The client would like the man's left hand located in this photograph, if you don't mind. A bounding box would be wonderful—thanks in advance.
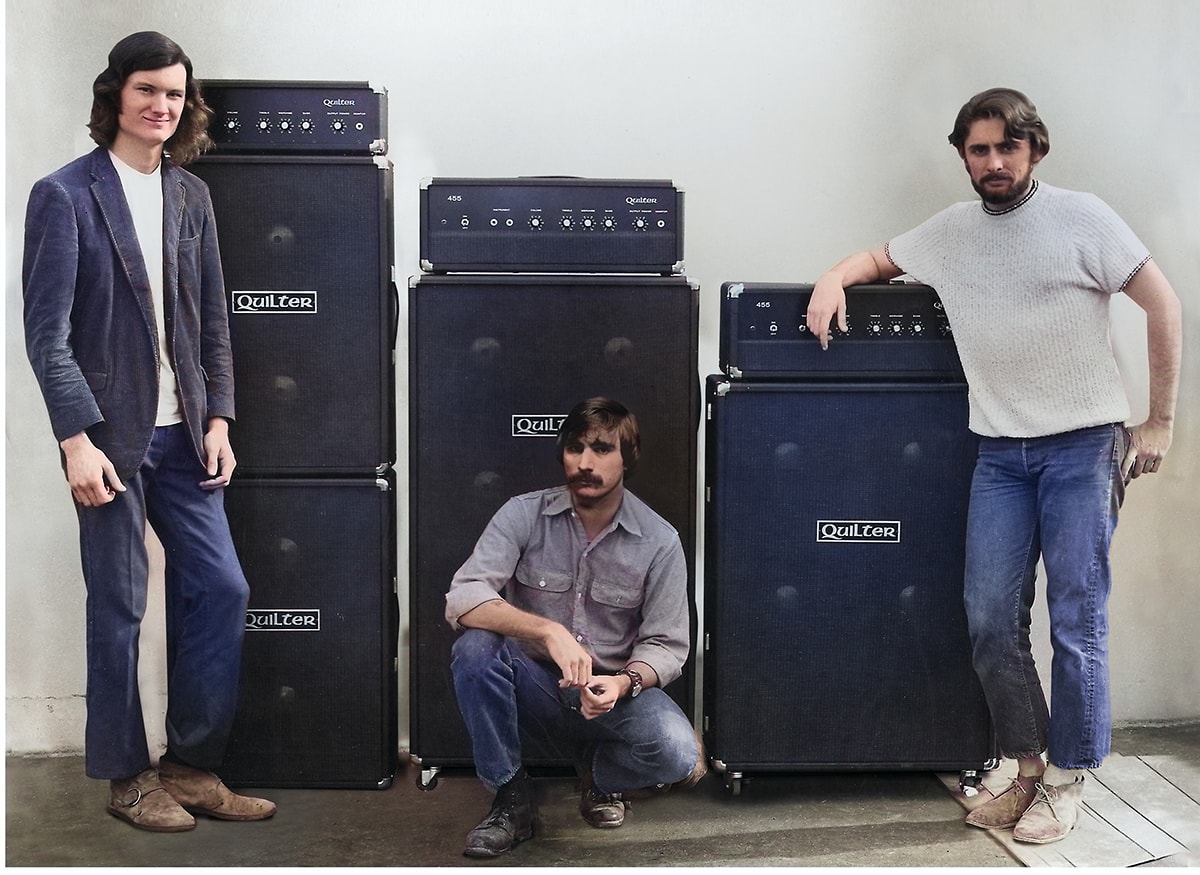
[580,674,630,720]
[201,417,237,489]
[1124,420,1173,481]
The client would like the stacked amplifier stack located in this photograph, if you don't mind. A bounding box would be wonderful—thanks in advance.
[192,81,398,788]
[704,282,996,795]
[410,178,699,788]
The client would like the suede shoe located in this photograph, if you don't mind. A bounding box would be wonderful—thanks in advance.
[1013,779,1084,844]
[108,768,196,832]
[464,772,535,858]
[157,760,277,821]
[965,772,1042,830]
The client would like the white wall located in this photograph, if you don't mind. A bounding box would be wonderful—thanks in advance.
[6,0,1198,756]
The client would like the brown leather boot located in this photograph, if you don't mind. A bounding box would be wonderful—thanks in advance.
[579,764,628,829]
[157,760,277,821]
[965,772,1042,830]
[108,768,196,832]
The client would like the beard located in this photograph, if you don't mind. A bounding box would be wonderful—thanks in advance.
[972,168,1034,208]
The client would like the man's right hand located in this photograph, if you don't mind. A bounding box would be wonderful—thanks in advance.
[807,248,900,349]
[60,432,125,507]
[806,274,848,350]
[542,623,594,690]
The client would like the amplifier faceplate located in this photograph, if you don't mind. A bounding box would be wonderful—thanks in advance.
[420,177,683,273]
[720,282,964,380]
[202,80,387,155]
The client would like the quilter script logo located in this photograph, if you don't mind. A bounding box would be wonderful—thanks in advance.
[245,610,321,631]
[231,291,318,314]
[816,520,901,543]
[512,415,566,438]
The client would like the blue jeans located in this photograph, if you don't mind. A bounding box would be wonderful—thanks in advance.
[74,424,250,779]
[451,629,700,793]
[964,423,1128,770]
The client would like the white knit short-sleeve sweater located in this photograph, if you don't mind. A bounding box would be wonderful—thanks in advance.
[886,180,1150,438]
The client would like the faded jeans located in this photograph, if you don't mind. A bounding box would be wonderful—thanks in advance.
[75,424,249,779]
[964,423,1128,770]
[451,629,700,793]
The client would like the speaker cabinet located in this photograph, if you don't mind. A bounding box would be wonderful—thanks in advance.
[409,274,699,773]
[704,378,994,781]
[221,477,398,788]
[191,155,395,475]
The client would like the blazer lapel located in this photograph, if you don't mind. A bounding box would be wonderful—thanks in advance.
[89,150,157,336]
[162,166,185,343]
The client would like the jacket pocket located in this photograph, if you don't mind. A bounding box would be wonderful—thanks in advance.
[83,371,108,392]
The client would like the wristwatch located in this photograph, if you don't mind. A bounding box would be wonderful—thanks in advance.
[618,667,643,698]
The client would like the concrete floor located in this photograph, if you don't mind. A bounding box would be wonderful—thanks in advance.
[6,723,1197,867]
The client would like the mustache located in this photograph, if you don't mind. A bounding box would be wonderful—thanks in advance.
[982,173,1012,184]
[567,473,604,487]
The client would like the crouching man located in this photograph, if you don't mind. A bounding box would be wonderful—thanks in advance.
[445,397,705,857]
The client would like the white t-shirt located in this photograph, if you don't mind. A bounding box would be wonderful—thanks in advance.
[109,151,183,426]
[886,180,1150,438]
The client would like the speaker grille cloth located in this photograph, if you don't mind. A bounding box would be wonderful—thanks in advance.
[706,382,993,768]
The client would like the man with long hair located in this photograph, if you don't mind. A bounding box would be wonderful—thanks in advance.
[446,397,705,857]
[22,31,275,832]
[806,87,1181,844]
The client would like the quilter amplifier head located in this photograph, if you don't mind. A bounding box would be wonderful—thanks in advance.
[720,281,964,381]
[420,177,683,274]
[201,80,387,155]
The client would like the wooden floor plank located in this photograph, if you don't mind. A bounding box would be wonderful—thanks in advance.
[1082,766,1186,860]
[1091,754,1200,852]
[1141,755,1200,807]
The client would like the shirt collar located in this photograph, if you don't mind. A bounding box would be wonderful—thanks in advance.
[543,485,644,538]
[982,177,1039,216]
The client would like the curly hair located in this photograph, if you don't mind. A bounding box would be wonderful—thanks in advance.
[948,87,1050,160]
[556,397,641,475]
[88,31,214,166]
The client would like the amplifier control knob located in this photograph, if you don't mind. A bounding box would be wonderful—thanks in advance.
[300,119,314,132]
[633,217,647,231]
[256,118,271,132]
[330,119,345,133]
[560,216,574,230]
[868,320,883,336]
[602,217,617,231]
[581,216,595,230]
[279,119,292,132]
[912,321,925,336]
[223,118,240,133]
[529,216,543,230]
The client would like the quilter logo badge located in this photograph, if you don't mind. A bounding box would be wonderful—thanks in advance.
[245,609,321,631]
[231,291,318,314]
[511,415,566,438]
[816,520,901,544]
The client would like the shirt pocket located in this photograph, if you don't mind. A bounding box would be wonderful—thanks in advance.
[587,578,645,645]
[514,568,573,595]
[590,578,644,610]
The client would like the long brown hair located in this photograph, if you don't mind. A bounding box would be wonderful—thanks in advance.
[88,31,214,166]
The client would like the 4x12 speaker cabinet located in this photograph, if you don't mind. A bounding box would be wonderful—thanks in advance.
[221,476,398,788]
[703,378,995,794]
[191,155,395,475]
[409,274,699,785]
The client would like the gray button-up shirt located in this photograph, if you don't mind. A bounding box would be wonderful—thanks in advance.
[445,485,690,687]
